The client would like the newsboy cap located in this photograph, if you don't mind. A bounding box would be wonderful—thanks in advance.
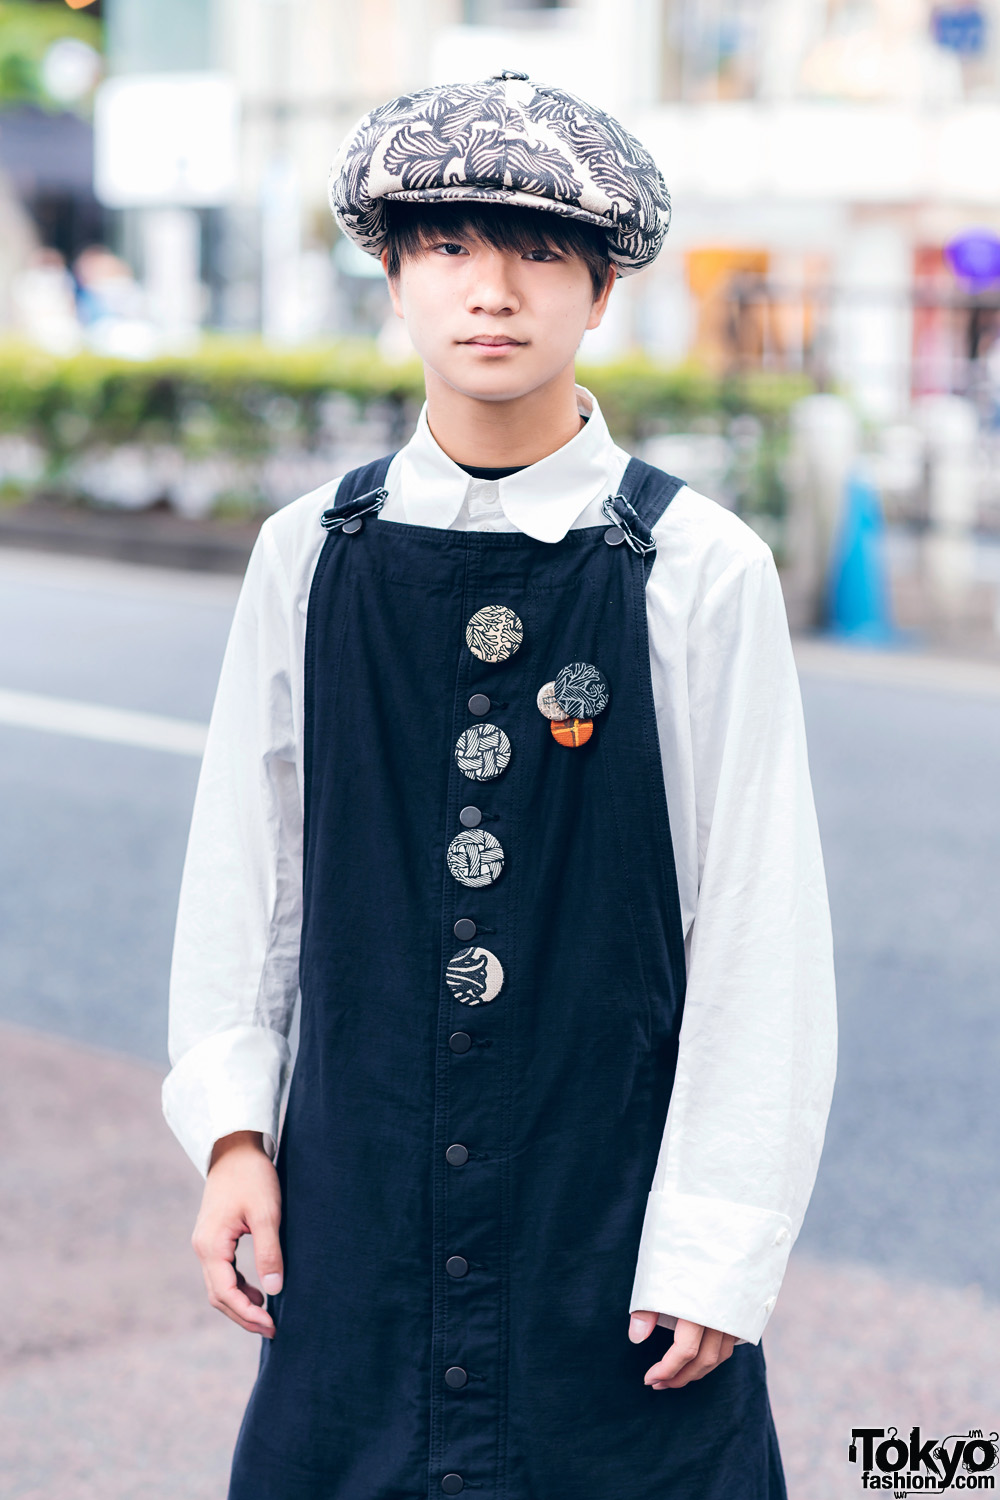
[329,72,671,277]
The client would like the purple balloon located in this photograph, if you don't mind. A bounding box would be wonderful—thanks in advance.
[945,230,1000,289]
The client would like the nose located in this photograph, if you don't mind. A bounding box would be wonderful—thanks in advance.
[464,249,520,316]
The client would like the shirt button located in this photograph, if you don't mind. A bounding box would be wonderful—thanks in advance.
[774,1226,789,1245]
[459,805,482,828]
[453,918,477,941]
[446,1255,469,1277]
[445,1143,469,1166]
[444,1366,468,1388]
[448,1031,472,1053]
[441,1475,465,1494]
[341,515,364,535]
[468,693,491,716]
[604,525,626,546]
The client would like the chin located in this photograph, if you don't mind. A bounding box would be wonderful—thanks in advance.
[437,362,560,404]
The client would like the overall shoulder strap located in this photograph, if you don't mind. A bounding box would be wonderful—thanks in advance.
[604,456,685,584]
[321,452,398,528]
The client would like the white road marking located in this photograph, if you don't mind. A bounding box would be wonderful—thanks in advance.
[0,688,208,757]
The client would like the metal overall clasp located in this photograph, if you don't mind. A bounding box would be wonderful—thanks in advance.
[601,492,657,556]
[320,487,389,534]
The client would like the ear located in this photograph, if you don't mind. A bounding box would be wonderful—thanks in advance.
[381,248,404,319]
[585,264,618,332]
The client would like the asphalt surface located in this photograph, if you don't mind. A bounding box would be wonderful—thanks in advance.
[1,546,999,1498]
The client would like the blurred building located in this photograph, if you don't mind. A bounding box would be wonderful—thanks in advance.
[79,0,1000,420]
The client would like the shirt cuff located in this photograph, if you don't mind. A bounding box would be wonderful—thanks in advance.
[628,1189,794,1345]
[161,1024,293,1179]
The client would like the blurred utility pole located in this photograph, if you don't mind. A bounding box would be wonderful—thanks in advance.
[259,0,303,346]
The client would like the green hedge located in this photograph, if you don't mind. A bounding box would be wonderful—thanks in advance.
[0,337,812,455]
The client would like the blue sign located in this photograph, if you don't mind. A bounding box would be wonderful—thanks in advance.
[931,6,986,53]
[945,230,1000,290]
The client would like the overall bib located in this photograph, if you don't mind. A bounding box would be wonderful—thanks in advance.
[228,455,787,1500]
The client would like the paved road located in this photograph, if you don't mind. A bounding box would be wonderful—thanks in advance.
[1,546,999,1302]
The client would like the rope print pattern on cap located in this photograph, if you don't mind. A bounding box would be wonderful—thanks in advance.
[447,829,505,888]
[328,76,671,277]
[455,722,512,781]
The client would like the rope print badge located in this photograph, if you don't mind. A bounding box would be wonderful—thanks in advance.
[553,661,609,719]
[447,829,505,888]
[465,605,523,664]
[455,722,512,781]
[445,945,505,1005]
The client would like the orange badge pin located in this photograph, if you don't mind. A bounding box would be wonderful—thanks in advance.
[550,717,593,748]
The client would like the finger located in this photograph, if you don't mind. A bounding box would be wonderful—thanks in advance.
[236,1269,264,1308]
[628,1310,658,1343]
[644,1323,703,1385]
[204,1254,276,1337]
[660,1326,725,1387]
[249,1205,284,1297]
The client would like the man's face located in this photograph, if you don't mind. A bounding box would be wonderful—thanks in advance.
[381,230,615,404]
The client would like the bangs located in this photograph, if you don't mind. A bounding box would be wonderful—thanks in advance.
[382,200,613,299]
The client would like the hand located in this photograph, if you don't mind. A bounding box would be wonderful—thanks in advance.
[628,1311,737,1389]
[191,1130,284,1338]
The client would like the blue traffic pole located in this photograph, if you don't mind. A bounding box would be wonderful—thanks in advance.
[825,469,902,645]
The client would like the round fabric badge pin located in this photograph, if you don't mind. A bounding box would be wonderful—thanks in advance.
[446,828,505,888]
[551,717,594,748]
[465,604,523,664]
[454,722,512,781]
[536,680,565,721]
[446,946,505,1006]
[553,661,610,719]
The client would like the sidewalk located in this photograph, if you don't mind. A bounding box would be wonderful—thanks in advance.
[2,1021,998,1499]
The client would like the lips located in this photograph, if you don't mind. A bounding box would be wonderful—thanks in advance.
[462,337,524,347]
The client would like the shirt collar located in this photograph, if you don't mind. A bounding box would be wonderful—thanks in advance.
[396,385,618,543]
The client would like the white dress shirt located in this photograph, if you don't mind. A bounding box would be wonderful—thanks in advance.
[162,386,837,1347]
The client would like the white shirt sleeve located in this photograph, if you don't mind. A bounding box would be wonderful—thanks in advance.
[629,529,838,1345]
[161,518,306,1178]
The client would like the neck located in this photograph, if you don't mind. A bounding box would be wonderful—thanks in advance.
[423,364,583,468]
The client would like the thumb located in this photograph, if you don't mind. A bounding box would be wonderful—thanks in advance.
[628,1310,658,1343]
[249,1207,284,1295]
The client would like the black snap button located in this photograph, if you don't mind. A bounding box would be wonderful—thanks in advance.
[468,693,491,716]
[604,525,626,546]
[441,1475,464,1494]
[444,1366,468,1388]
[446,1254,469,1277]
[341,516,364,535]
[459,805,482,828]
[446,1143,470,1166]
[448,1031,472,1054]
[453,918,477,941]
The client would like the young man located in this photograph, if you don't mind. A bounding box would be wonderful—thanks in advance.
[163,73,837,1500]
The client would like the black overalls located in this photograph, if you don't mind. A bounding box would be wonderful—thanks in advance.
[227,455,787,1500]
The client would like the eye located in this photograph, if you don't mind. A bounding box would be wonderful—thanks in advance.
[434,241,469,257]
[524,248,559,262]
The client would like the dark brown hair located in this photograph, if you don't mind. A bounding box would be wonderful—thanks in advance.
[381,200,614,300]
